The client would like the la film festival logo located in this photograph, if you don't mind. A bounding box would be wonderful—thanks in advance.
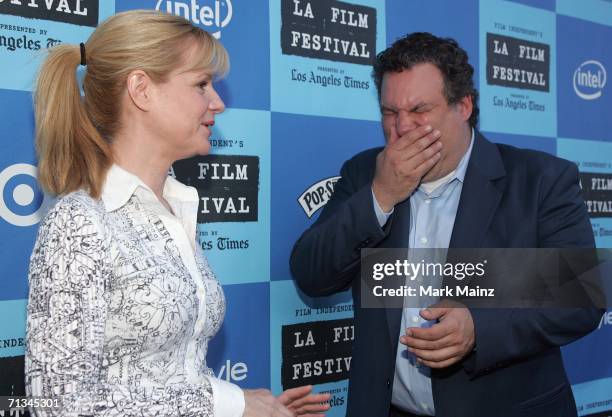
[281,0,377,66]
[573,60,607,101]
[170,154,260,223]
[0,0,98,26]
[155,0,233,39]
[281,318,354,389]
[579,172,612,218]
[487,32,550,92]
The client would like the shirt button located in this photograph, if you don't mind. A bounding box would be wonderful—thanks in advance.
[411,315,420,323]
[420,237,428,244]
[421,403,428,411]
[425,199,431,204]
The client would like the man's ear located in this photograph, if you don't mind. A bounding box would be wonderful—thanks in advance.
[126,70,153,112]
[456,95,474,122]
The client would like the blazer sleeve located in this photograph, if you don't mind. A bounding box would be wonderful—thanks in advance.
[25,197,240,417]
[290,151,391,297]
[466,161,604,376]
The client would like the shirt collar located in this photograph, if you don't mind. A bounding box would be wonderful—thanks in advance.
[454,127,475,184]
[418,128,475,195]
[101,164,198,212]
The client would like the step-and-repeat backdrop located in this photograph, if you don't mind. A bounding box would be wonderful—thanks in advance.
[0,0,611,416]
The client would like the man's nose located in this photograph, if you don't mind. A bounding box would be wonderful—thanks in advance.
[396,110,424,137]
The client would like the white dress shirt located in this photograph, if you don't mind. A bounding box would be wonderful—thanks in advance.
[373,130,475,416]
[25,164,244,417]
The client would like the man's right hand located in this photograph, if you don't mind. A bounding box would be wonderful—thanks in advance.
[243,389,293,417]
[372,125,442,212]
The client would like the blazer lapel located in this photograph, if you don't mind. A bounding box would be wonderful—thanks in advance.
[450,131,506,249]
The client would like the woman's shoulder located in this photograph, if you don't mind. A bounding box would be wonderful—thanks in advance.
[31,191,111,269]
[40,190,107,233]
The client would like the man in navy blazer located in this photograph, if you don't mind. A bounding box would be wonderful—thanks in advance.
[290,33,602,417]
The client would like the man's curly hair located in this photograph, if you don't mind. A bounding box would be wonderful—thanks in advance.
[373,32,479,128]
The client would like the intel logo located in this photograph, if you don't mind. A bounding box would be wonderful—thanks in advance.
[155,0,233,39]
[573,60,607,100]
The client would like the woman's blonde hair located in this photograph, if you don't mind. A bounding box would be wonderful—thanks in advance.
[35,10,229,198]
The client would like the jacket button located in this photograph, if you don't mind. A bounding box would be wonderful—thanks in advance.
[386,379,391,388]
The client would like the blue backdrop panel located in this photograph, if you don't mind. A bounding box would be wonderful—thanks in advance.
[270,279,353,417]
[270,111,383,281]
[563,316,612,417]
[193,108,271,285]
[505,0,554,11]
[0,88,53,302]
[208,282,271,389]
[565,310,612,384]
[483,131,556,155]
[479,0,557,137]
[0,1,114,92]
[0,299,27,359]
[557,137,612,247]
[556,0,612,28]
[558,137,612,416]
[557,15,611,142]
[115,0,270,111]
[270,0,386,120]
[385,0,479,86]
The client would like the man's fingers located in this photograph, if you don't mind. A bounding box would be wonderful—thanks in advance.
[390,124,434,151]
[391,144,441,179]
[409,150,442,178]
[398,137,442,164]
[410,345,462,362]
[420,306,450,321]
[406,321,453,341]
[400,332,455,350]
[419,356,461,369]
[394,129,441,157]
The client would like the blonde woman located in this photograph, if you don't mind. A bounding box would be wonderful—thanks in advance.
[25,10,329,417]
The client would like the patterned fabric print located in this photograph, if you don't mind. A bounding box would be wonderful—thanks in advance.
[25,191,225,416]
[193,246,226,379]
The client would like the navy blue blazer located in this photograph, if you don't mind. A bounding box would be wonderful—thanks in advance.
[290,131,603,417]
